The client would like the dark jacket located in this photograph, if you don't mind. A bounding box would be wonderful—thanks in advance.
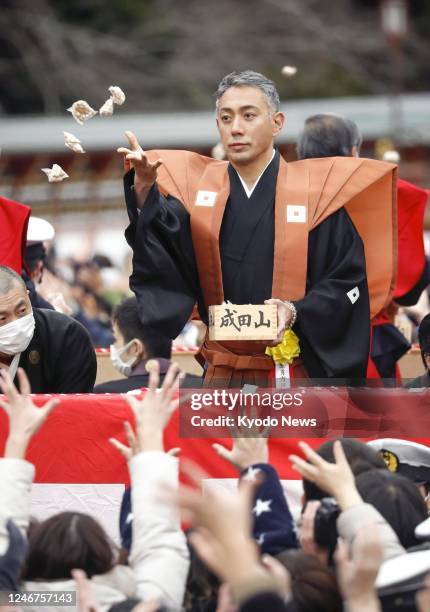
[17,308,97,393]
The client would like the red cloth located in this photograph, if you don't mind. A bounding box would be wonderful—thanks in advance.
[0,394,318,483]
[0,393,429,484]
[394,179,429,299]
[0,196,31,273]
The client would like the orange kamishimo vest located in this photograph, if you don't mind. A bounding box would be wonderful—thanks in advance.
[143,151,397,385]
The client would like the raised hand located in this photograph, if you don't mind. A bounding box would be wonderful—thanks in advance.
[289,440,362,511]
[299,501,329,565]
[179,459,258,582]
[0,368,59,459]
[212,435,268,472]
[117,131,163,207]
[335,524,383,612]
[72,569,99,612]
[109,361,184,457]
[179,460,281,600]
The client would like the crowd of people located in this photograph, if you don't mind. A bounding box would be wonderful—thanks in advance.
[0,68,430,610]
[1,364,430,610]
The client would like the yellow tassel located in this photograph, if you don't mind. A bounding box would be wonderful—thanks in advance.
[265,329,300,365]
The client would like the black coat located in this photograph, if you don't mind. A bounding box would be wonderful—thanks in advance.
[17,308,97,393]
[124,153,370,380]
[93,371,202,393]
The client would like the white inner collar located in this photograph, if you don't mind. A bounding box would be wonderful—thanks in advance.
[235,149,276,198]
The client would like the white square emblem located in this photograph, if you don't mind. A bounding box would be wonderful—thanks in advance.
[286,205,306,223]
[195,190,217,207]
[347,286,360,304]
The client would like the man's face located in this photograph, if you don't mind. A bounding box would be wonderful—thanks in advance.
[112,321,128,352]
[0,282,32,327]
[112,321,144,362]
[216,86,284,166]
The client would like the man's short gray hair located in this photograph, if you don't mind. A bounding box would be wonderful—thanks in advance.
[0,266,26,295]
[215,70,280,114]
[297,113,363,160]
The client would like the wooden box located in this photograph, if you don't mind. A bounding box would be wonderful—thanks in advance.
[208,304,277,341]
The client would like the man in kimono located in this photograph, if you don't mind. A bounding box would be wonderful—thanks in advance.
[297,113,429,380]
[119,71,396,387]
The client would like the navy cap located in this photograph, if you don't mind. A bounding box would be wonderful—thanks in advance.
[367,438,430,486]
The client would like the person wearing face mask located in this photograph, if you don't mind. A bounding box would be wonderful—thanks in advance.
[0,265,96,393]
[93,296,201,393]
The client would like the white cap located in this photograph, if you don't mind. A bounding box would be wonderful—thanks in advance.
[367,438,430,469]
[377,550,430,588]
[26,216,55,245]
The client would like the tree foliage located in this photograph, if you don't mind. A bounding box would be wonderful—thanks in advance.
[0,0,428,115]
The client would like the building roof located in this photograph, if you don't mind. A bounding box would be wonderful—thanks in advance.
[1,93,429,154]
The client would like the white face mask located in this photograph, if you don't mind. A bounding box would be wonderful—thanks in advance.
[0,312,35,355]
[110,340,138,377]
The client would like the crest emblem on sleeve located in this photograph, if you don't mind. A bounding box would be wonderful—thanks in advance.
[286,205,306,223]
[347,286,360,304]
[195,190,217,207]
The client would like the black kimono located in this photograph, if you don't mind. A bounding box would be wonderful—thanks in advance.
[124,151,370,380]
[17,308,97,393]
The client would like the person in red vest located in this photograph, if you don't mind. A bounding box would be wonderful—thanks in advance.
[296,113,429,381]
[119,71,396,387]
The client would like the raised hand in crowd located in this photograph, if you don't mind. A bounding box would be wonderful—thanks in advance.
[212,426,268,472]
[260,554,292,600]
[289,440,363,511]
[109,359,189,610]
[110,360,183,457]
[179,460,286,605]
[0,368,59,459]
[72,569,99,612]
[215,583,238,612]
[334,524,383,612]
[117,131,163,207]
[299,500,329,566]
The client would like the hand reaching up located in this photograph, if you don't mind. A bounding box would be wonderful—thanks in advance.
[289,440,362,511]
[335,524,383,612]
[110,361,183,457]
[212,433,268,473]
[179,460,283,601]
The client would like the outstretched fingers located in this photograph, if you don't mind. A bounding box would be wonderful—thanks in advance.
[125,130,142,152]
[16,368,31,395]
[146,359,160,393]
[109,437,131,461]
[0,369,20,403]
[41,397,60,419]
